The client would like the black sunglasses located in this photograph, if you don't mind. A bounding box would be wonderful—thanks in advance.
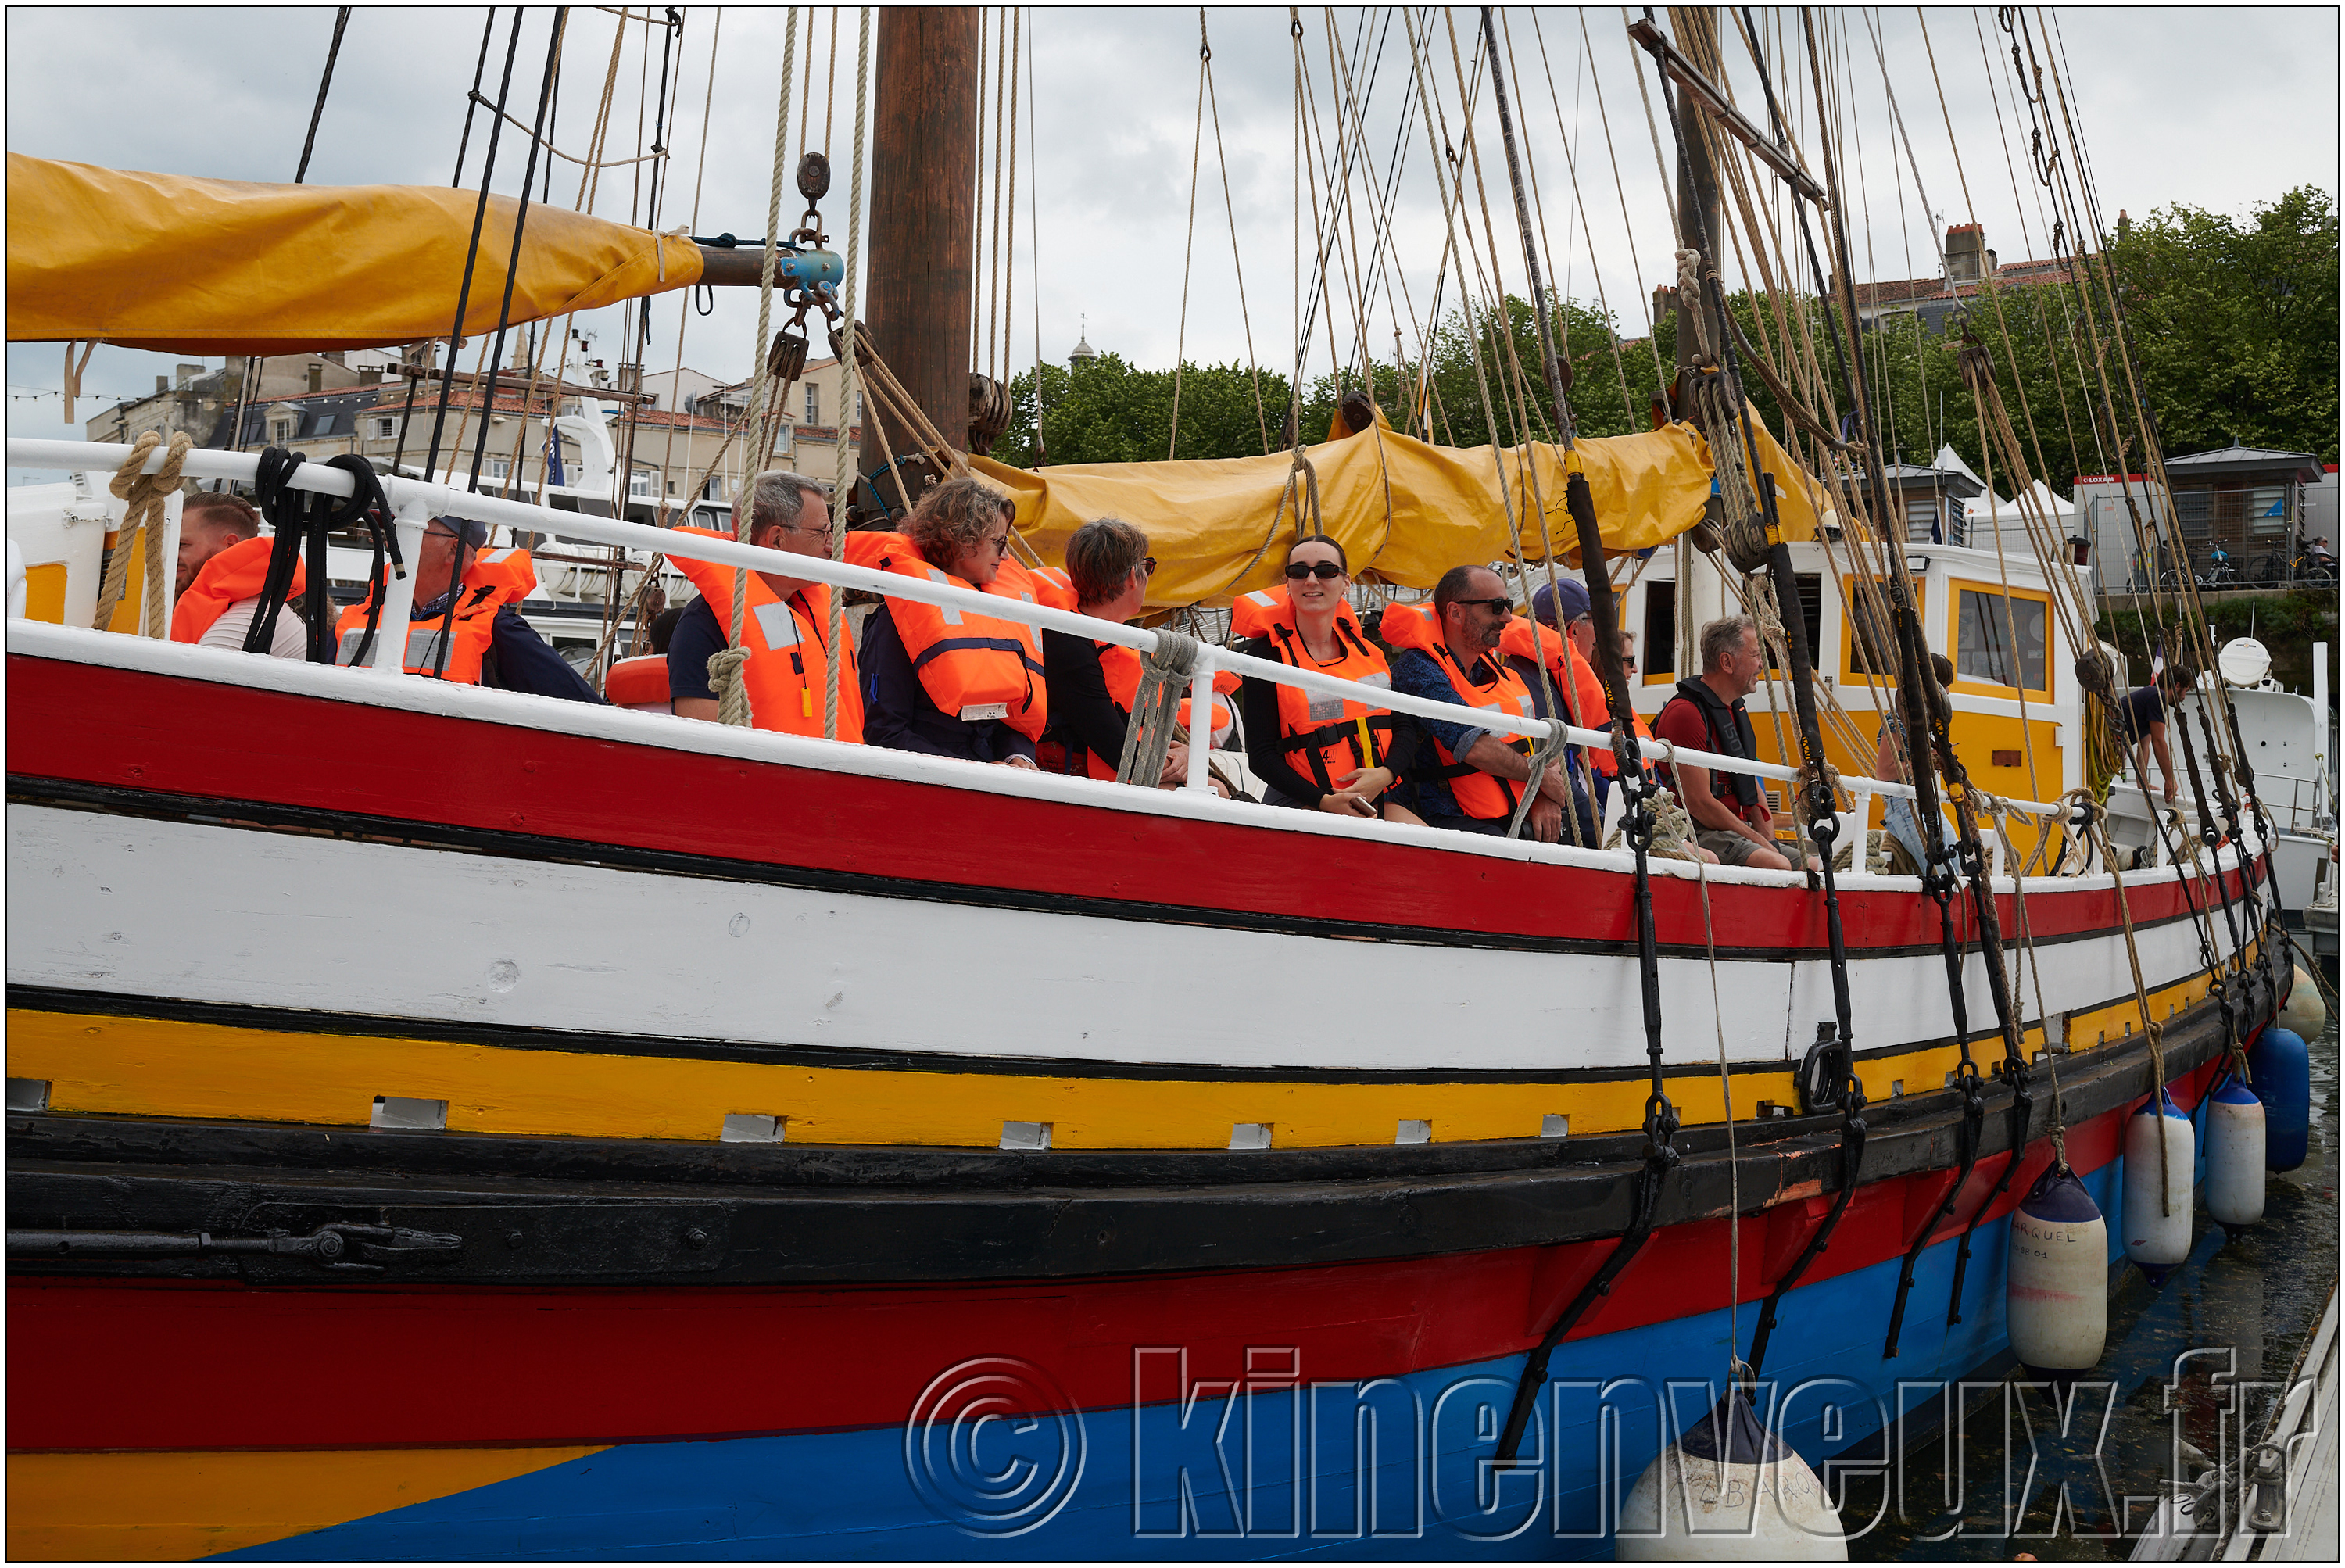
[1137,557,1158,575]
[1285,560,1345,580]
[1452,596,1513,611]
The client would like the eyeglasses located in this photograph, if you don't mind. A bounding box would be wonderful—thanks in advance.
[1286,560,1345,580]
[1137,557,1158,576]
[780,520,836,541]
[1622,657,1639,670]
[978,532,1011,555]
[1451,596,1513,612]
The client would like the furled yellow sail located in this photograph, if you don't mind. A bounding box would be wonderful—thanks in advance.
[5,155,702,354]
[976,408,1825,605]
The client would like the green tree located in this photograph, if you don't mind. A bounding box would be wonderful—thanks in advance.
[2104,185,2339,464]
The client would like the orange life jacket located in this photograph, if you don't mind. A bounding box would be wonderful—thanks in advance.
[1230,586,1396,794]
[1496,615,1652,777]
[1379,600,1538,818]
[335,546,536,684]
[670,527,863,742]
[872,538,1049,741]
[170,535,304,645]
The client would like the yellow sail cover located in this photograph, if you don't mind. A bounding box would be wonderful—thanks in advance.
[976,411,1824,605]
[5,155,703,353]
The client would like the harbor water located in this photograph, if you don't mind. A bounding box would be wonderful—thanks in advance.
[1843,993,2340,1559]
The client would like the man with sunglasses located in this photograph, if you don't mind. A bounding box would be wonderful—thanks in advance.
[1382,564,1577,842]
[668,469,863,739]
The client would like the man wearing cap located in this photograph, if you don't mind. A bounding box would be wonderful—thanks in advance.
[1502,578,1657,818]
[334,515,598,701]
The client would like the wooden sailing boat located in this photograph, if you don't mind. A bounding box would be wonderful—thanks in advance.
[4,8,2298,1558]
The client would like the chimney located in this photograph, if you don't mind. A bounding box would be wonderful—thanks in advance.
[176,363,203,388]
[306,363,324,394]
[2117,209,2132,238]
[1945,223,1987,285]
[156,375,170,394]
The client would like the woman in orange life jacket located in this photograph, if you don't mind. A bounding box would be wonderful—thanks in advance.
[1233,535,1426,823]
[665,469,863,740]
[169,492,305,658]
[860,476,1048,768]
[334,514,599,701]
[1037,517,1234,795]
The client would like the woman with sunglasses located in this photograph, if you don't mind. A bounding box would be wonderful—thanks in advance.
[1232,535,1423,822]
[1040,517,1234,789]
[861,477,1050,768]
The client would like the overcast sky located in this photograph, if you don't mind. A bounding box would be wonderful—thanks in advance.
[7,5,2337,454]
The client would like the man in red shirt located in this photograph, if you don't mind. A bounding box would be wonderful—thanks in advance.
[1652,614,1793,871]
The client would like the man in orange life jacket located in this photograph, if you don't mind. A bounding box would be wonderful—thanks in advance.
[861,477,1048,768]
[1384,564,1577,841]
[666,469,863,739]
[170,492,305,657]
[336,515,599,702]
[1652,614,1794,871]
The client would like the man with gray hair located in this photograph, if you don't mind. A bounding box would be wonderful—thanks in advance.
[668,469,864,739]
[1652,614,1793,871]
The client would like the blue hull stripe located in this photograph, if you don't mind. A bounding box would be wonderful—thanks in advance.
[229,1164,2128,1559]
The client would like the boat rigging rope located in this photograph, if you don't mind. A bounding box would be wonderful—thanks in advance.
[1480,7,1674,1460]
[822,8,872,741]
[707,5,800,730]
[96,431,192,639]
[1168,12,1208,460]
[294,7,352,184]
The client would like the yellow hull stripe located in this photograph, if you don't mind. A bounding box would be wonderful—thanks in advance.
[7,959,2223,1151]
[6,1444,603,1562]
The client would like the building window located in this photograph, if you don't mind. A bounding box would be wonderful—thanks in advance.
[371,416,398,439]
[853,390,863,423]
[628,467,657,498]
[665,479,676,495]
[269,417,295,443]
[485,456,510,481]
[704,474,729,503]
[805,384,820,424]
[1953,582,2050,695]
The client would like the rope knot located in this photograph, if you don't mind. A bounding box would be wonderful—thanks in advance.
[95,430,192,636]
[1115,629,1201,786]
[707,644,754,728]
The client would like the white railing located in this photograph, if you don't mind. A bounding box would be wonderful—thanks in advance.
[9,436,2065,822]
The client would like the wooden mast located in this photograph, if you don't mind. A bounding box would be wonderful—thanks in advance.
[859,8,980,473]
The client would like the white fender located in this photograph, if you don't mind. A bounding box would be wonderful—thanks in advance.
[2121,1090,2195,1280]
[1617,1388,1846,1560]
[2007,1165,2107,1378]
[2279,965,2327,1040]
[2204,1078,2267,1231]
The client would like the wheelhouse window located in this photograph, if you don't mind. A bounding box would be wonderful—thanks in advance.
[1841,575,1928,685]
[1642,580,1675,681]
[1763,573,1823,677]
[1953,582,2050,696]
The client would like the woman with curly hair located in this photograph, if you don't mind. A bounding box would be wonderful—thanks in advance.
[861,476,1051,768]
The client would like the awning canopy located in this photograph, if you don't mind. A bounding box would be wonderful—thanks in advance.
[5,154,702,354]
[977,408,1828,603]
